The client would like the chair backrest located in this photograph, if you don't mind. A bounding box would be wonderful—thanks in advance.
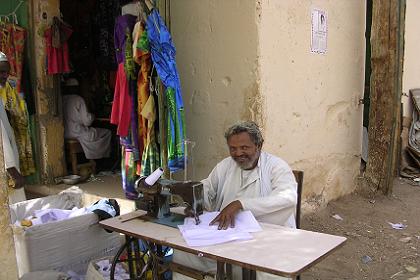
[292,170,304,229]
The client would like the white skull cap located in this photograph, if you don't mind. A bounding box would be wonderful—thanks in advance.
[0,52,8,62]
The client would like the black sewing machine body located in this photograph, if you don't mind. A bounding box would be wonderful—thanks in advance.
[135,178,204,227]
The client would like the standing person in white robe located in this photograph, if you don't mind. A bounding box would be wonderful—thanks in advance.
[62,78,111,160]
[0,51,25,204]
[173,121,297,280]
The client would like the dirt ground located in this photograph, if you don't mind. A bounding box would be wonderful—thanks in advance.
[300,178,420,280]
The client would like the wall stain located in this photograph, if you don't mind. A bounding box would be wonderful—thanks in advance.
[291,153,360,214]
[222,76,232,87]
[326,101,352,128]
[242,81,264,128]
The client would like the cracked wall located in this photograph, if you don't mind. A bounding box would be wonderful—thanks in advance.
[258,0,365,207]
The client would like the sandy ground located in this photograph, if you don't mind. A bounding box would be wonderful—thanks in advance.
[300,178,420,280]
[26,175,420,279]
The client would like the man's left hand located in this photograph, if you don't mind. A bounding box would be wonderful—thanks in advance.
[7,167,25,189]
[210,200,243,230]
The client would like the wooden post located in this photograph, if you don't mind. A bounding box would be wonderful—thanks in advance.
[0,125,19,278]
[364,0,405,195]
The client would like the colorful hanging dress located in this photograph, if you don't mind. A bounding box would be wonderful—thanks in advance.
[146,10,186,172]
[0,22,26,92]
[0,81,35,176]
[112,15,139,199]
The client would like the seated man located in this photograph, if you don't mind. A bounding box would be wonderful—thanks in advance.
[0,51,25,204]
[173,121,297,280]
[62,78,112,161]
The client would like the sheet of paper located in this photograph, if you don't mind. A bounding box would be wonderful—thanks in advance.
[178,210,262,247]
[311,8,328,54]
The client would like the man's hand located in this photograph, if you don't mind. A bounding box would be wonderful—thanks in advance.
[7,167,24,189]
[210,200,243,230]
[184,206,193,217]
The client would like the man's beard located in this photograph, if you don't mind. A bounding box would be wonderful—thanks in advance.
[233,153,260,170]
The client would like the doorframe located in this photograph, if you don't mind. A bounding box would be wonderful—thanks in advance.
[363,0,406,195]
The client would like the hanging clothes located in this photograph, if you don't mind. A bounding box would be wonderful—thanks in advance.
[112,15,140,199]
[120,145,139,200]
[133,21,160,176]
[44,17,73,75]
[113,15,137,65]
[140,94,160,177]
[0,22,26,93]
[0,81,35,176]
[132,21,150,166]
[110,14,137,137]
[119,88,141,199]
[146,10,186,172]
[110,63,132,137]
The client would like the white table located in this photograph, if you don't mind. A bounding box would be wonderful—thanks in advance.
[100,211,346,279]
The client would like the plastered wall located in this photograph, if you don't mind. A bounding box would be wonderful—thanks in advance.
[172,0,365,210]
[258,1,365,210]
[402,0,420,118]
[170,0,259,179]
[31,0,66,183]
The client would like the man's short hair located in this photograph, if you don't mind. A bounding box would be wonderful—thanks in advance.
[224,121,264,147]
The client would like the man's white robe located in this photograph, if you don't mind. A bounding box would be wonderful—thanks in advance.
[0,99,25,204]
[173,152,297,280]
[63,95,111,159]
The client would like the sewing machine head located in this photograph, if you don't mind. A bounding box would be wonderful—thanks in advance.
[135,177,204,226]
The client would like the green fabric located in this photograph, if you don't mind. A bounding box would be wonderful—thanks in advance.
[124,29,136,80]
[137,30,150,51]
[166,87,184,164]
[140,140,160,177]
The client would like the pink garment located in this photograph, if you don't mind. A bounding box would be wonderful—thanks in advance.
[111,63,132,136]
[44,23,72,75]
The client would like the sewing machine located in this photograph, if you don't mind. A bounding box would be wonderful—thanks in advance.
[134,177,204,227]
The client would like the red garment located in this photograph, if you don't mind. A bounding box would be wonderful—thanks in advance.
[111,63,132,137]
[0,23,26,92]
[44,22,73,75]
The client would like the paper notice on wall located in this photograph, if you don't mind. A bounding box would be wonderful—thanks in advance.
[311,8,328,54]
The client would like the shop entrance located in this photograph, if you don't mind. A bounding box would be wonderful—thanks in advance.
[59,0,120,175]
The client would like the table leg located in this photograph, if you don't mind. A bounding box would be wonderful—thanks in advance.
[216,261,225,280]
[134,238,141,276]
[111,241,128,280]
[242,268,256,280]
[226,263,233,280]
[152,244,159,280]
[126,236,136,279]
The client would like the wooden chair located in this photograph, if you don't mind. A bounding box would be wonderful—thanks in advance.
[292,170,304,229]
[65,138,96,175]
[292,170,304,280]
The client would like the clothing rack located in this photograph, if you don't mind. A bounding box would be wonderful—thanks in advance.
[0,1,25,25]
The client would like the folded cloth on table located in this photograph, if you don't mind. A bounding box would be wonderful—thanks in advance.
[178,210,262,247]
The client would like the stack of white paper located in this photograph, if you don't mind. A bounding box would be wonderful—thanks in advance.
[178,211,262,247]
